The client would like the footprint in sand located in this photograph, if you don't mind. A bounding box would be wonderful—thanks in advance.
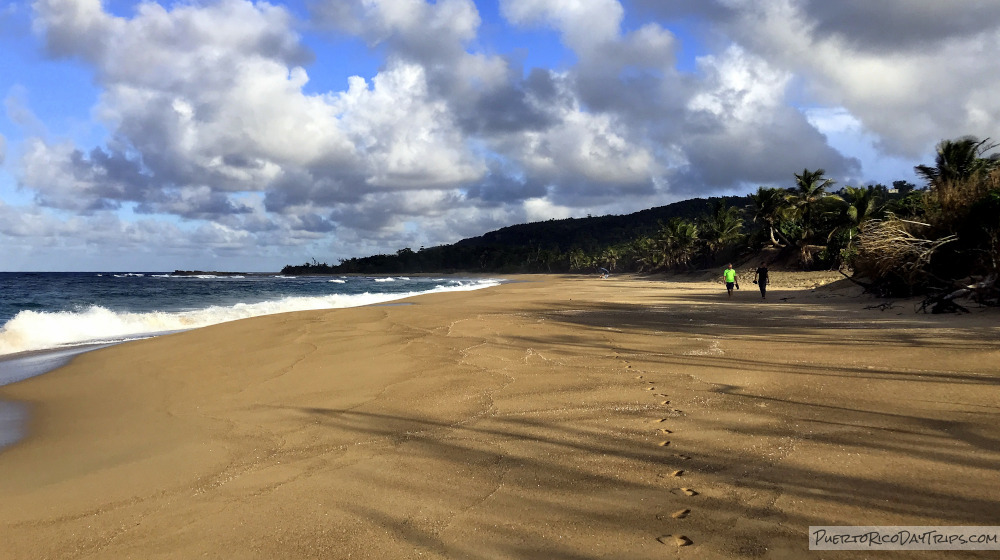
[673,454,691,461]
[671,469,684,477]
[635,375,643,379]
[658,428,672,434]
[657,534,692,547]
[655,393,668,398]
[680,487,698,496]
[658,440,671,447]
[646,387,656,391]
[652,418,669,424]
[660,400,670,405]
[671,508,691,519]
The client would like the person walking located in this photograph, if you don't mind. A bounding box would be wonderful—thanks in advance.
[754,262,769,299]
[724,263,739,298]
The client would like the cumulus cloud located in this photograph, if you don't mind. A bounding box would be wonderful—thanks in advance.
[7,0,996,269]
[316,0,480,60]
[637,0,1000,157]
[523,196,573,222]
[332,64,487,190]
[800,0,1000,51]
[677,45,859,189]
[24,0,483,222]
[5,85,47,138]
[493,0,857,195]
[756,1,1000,156]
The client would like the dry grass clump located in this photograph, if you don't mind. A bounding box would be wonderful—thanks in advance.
[923,168,1000,227]
[854,216,956,294]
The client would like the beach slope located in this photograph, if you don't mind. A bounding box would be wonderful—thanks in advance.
[1,275,998,559]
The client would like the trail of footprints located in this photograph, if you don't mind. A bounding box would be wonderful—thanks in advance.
[631,361,695,549]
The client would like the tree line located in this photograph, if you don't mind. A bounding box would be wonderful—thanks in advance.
[284,135,999,301]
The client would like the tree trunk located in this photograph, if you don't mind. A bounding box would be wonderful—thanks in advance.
[768,226,786,248]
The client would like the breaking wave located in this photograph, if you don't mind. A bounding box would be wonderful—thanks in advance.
[0,279,501,356]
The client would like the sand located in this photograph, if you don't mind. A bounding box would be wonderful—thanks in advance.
[1,274,998,559]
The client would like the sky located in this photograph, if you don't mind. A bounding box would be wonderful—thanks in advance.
[1,0,999,271]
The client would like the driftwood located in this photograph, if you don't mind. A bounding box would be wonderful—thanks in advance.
[864,301,899,311]
[917,275,998,314]
[838,269,905,298]
[839,269,872,289]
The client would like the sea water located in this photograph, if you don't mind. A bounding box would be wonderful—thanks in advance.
[0,272,502,449]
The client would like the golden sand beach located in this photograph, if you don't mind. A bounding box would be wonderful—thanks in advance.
[1,275,998,559]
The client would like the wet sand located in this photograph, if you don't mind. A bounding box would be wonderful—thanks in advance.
[0,343,121,451]
[1,274,998,559]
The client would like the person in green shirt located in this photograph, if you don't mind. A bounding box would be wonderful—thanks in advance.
[724,263,739,298]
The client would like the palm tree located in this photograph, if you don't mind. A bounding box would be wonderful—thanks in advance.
[786,169,841,265]
[915,136,997,188]
[699,200,744,259]
[632,237,663,272]
[749,186,790,247]
[787,169,838,229]
[568,248,591,271]
[600,247,620,272]
[658,218,700,268]
[829,185,882,247]
[915,136,1000,225]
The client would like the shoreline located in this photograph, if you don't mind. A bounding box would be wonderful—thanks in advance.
[0,343,122,451]
[0,273,502,358]
[0,280,504,451]
[1,275,998,558]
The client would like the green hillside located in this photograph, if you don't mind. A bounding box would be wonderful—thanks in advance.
[281,196,746,275]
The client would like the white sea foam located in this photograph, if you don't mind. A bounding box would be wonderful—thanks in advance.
[374,277,395,282]
[0,279,501,356]
[328,279,346,283]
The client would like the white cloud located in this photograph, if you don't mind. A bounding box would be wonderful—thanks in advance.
[31,0,117,61]
[804,107,921,186]
[24,0,490,215]
[688,45,789,122]
[318,0,480,54]
[8,0,996,270]
[333,62,486,189]
[671,44,860,189]
[716,0,1000,156]
[501,0,624,51]
[4,85,47,138]
[501,0,676,74]
[19,138,113,212]
[509,103,658,187]
[523,196,572,222]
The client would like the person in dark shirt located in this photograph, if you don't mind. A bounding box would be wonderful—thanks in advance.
[753,262,769,299]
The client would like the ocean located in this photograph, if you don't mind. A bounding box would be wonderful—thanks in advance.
[0,272,502,449]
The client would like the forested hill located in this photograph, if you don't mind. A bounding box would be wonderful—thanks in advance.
[453,196,745,252]
[281,195,747,275]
